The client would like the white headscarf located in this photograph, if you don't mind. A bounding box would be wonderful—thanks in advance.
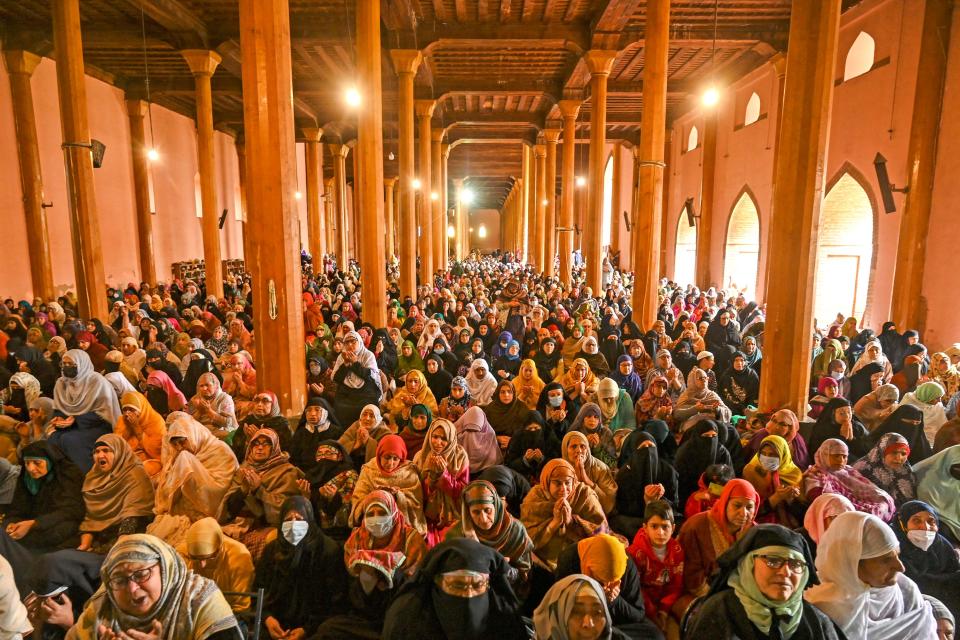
[849,339,889,376]
[105,371,137,399]
[466,359,498,405]
[533,574,613,640]
[804,511,937,639]
[53,349,121,424]
[331,331,382,393]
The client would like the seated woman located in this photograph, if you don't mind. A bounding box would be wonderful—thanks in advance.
[533,574,615,640]
[568,403,617,468]
[219,427,302,558]
[483,380,535,451]
[808,377,840,421]
[331,331,383,427]
[799,492,854,561]
[445,479,533,581]
[423,355,453,404]
[221,353,257,421]
[716,351,760,417]
[148,413,239,545]
[0,441,84,594]
[597,377,637,434]
[741,435,803,527]
[561,430,618,514]
[397,403,431,457]
[853,432,918,506]
[612,354,644,404]
[520,459,607,571]
[685,523,842,639]
[742,410,810,471]
[673,367,732,433]
[514,359,546,410]
[803,438,895,522]
[914,445,960,544]
[351,435,426,535]
[254,496,347,640]
[50,350,119,473]
[178,517,255,613]
[145,370,187,416]
[902,381,948,446]
[114,391,166,477]
[893,501,960,618]
[807,397,870,462]
[854,383,900,432]
[805,511,938,639]
[337,403,388,468]
[504,412,559,486]
[559,358,600,405]
[187,372,238,441]
[614,431,679,539]
[492,339,522,382]
[465,358,499,406]
[635,375,675,429]
[300,440,358,538]
[411,418,469,544]
[453,404,502,476]
[232,391,289,462]
[677,479,759,598]
[382,538,528,639]
[868,404,932,463]
[77,434,155,555]
[68,534,241,639]
[437,375,474,422]
[674,419,734,508]
[386,370,438,430]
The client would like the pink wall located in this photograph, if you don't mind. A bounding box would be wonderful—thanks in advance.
[1,54,245,299]
[469,209,501,252]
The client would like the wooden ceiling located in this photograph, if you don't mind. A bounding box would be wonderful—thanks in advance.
[0,0,863,210]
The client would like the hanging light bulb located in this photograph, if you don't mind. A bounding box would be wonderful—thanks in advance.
[460,188,475,205]
[430,192,439,201]
[575,176,587,188]
[541,198,549,206]
[294,191,302,200]
[344,87,361,107]
[478,224,487,238]
[411,178,422,190]
[146,148,159,162]
[447,225,455,238]
[702,87,720,107]
[388,151,395,161]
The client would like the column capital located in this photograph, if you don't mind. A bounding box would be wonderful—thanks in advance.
[543,128,562,143]
[431,128,444,143]
[415,99,437,118]
[384,176,398,187]
[770,52,787,78]
[125,98,149,118]
[301,127,323,142]
[558,99,582,120]
[534,143,546,157]
[328,143,351,158]
[390,49,423,75]
[180,49,222,76]
[583,50,618,77]
[441,142,450,158]
[2,49,42,76]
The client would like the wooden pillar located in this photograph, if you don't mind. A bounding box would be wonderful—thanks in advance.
[630,0,670,326]
[659,132,672,277]
[236,137,251,262]
[891,0,953,331]
[431,129,444,273]
[351,146,360,257]
[4,50,55,300]
[759,53,786,302]
[610,140,623,260]
[694,109,718,288]
[51,0,107,319]
[390,50,422,298]
[328,143,350,267]
[181,50,224,298]
[584,50,618,293]
[415,100,436,283]
[323,177,335,260]
[356,0,388,327]
[384,177,397,260]
[238,0,306,413]
[441,143,450,269]
[452,178,464,259]
[543,129,560,277]
[558,100,581,286]
[533,143,547,271]
[758,0,841,415]
[125,99,158,285]
[521,144,533,261]
[302,127,325,263]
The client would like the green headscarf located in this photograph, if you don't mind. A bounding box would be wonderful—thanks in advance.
[914,381,945,404]
[22,455,53,496]
[395,340,425,376]
[409,403,433,433]
[726,545,807,639]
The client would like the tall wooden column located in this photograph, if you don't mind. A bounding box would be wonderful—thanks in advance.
[356,0,388,327]
[431,129,444,273]
[543,129,560,277]
[390,50,422,297]
[452,178,464,259]
[630,0,670,326]
[323,177,335,259]
[532,143,547,269]
[327,144,350,266]
[758,0,841,415]
[4,50,55,300]
[236,137,251,261]
[441,143,450,270]
[659,132,673,277]
[238,0,306,413]
[384,177,397,260]
[610,140,623,259]
[558,100,581,286]
[125,99,158,285]
[181,50,224,298]
[695,109,718,288]
[584,50,618,293]
[302,127,325,263]
[51,0,107,319]
[760,53,787,301]
[521,144,532,260]
[415,100,436,283]
[891,0,953,330]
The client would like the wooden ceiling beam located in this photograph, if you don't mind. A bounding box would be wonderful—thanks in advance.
[114,0,209,48]
[441,111,547,129]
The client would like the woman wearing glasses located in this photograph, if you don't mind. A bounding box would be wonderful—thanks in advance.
[685,524,843,639]
[67,533,241,639]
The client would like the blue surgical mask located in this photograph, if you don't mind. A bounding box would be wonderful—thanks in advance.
[758,454,780,472]
[830,371,844,380]
[281,520,309,546]
[548,395,563,408]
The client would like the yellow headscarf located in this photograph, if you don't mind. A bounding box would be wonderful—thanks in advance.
[743,434,803,490]
[577,533,627,582]
[515,359,546,410]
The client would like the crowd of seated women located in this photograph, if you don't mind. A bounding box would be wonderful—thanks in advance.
[0,252,959,640]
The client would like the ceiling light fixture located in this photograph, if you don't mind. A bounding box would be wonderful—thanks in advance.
[345,87,361,107]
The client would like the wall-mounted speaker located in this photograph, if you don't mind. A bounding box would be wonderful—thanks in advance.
[91,139,106,168]
[873,152,908,214]
[684,197,697,227]
[218,209,228,229]
[623,210,632,232]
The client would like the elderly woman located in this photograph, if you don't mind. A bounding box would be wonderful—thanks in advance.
[520,459,607,571]
[561,430,618,513]
[807,397,870,461]
[386,369,438,428]
[741,435,803,527]
[568,403,617,468]
[114,391,166,477]
[221,354,257,421]
[685,524,842,639]
[559,357,601,405]
[893,501,960,618]
[673,367,732,431]
[331,331,383,426]
[465,359,498,405]
[351,435,426,535]
[854,383,900,432]
[597,377,636,433]
[852,432,918,506]
[232,390,289,461]
[77,435,155,554]
[66,534,240,639]
[798,492,855,562]
[178,518,254,613]
[533,574,615,640]
[50,350,119,473]
[187,373,237,440]
[805,511,938,639]
[148,413,238,545]
[914,445,960,543]
[254,496,347,640]
[338,403,390,467]
[803,438,895,521]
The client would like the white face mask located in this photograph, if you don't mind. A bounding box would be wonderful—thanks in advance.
[364,514,394,538]
[281,520,309,546]
[907,529,936,552]
[758,454,780,472]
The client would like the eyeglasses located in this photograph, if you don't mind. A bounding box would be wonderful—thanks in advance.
[108,563,158,590]
[756,555,806,574]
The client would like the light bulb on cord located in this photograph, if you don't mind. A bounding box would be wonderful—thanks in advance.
[447,225,455,238]
[478,224,487,238]
[411,178,422,190]
[294,191,302,200]
[146,148,159,162]
[430,192,439,201]
[575,176,586,188]
[460,188,475,205]
[541,198,549,206]
[702,87,719,107]
[344,87,361,107]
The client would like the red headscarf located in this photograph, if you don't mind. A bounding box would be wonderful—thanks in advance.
[376,434,408,475]
[709,478,760,544]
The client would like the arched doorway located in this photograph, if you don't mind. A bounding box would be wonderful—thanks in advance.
[674,212,697,286]
[723,192,760,296]
[602,155,613,248]
[813,172,874,328]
